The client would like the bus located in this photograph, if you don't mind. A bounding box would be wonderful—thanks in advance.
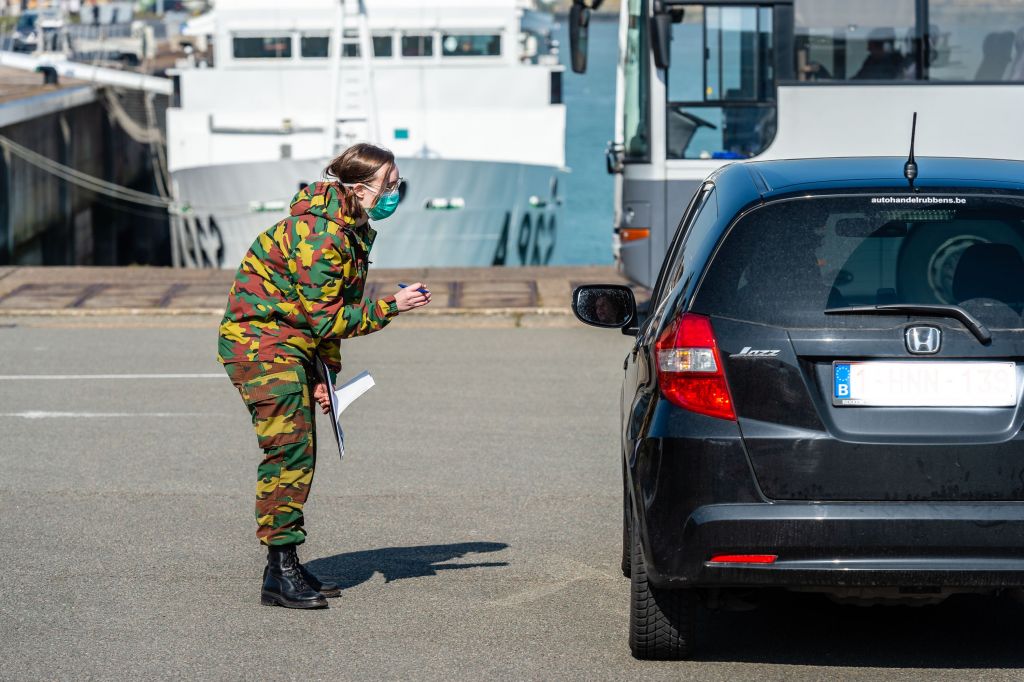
[569,0,1024,287]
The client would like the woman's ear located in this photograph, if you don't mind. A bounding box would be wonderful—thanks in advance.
[339,183,363,217]
[350,184,368,208]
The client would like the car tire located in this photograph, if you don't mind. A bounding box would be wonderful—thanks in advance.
[621,461,631,578]
[629,513,697,660]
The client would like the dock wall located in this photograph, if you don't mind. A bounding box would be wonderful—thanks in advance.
[0,85,170,266]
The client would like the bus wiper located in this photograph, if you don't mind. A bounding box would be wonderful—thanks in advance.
[824,303,992,345]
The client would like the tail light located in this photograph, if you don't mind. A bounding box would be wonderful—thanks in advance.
[655,313,736,421]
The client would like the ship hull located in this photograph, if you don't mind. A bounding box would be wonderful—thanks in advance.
[170,157,566,270]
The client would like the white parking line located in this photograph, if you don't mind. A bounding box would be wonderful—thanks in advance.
[0,411,215,418]
[0,373,223,380]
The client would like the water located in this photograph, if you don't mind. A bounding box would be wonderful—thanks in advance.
[552,16,619,266]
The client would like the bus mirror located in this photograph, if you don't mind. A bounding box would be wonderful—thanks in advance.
[651,3,672,70]
[606,142,624,175]
[569,2,591,74]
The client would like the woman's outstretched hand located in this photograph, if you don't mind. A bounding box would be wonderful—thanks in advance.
[395,282,432,313]
[313,382,331,415]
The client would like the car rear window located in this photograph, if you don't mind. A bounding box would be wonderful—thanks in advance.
[692,195,1024,329]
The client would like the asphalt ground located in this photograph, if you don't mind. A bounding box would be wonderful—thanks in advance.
[1,315,1023,680]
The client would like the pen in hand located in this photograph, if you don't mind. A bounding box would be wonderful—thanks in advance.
[394,282,432,313]
[398,283,430,294]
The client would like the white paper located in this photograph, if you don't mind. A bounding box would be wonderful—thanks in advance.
[316,359,375,460]
[333,371,376,419]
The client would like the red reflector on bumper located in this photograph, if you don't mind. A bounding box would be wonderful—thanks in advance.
[709,554,778,564]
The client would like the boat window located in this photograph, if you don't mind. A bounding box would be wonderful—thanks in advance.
[665,5,775,160]
[301,34,330,59]
[402,34,434,58]
[232,35,292,59]
[342,29,360,58]
[373,35,393,58]
[622,0,650,161]
[793,0,1024,82]
[441,34,501,57]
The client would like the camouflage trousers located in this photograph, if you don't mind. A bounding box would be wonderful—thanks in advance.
[225,361,318,546]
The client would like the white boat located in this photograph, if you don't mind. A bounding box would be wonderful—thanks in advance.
[166,0,567,269]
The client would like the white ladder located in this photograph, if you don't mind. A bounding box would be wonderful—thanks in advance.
[325,0,380,156]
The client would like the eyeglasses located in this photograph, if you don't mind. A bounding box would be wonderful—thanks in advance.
[347,177,405,195]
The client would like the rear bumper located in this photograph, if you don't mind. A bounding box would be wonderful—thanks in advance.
[647,502,1024,590]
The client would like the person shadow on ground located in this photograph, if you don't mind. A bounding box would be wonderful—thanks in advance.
[305,542,509,590]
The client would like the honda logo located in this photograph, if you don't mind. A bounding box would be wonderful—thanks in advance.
[906,326,941,355]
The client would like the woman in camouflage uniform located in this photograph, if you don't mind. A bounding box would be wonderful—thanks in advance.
[218,144,431,609]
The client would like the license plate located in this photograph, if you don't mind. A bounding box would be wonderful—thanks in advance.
[832,361,1017,407]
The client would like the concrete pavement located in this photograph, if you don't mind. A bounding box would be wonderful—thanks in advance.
[0,266,647,323]
[1,315,1023,680]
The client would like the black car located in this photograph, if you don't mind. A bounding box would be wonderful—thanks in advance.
[574,156,1024,660]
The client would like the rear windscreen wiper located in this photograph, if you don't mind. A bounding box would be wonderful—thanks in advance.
[824,304,992,345]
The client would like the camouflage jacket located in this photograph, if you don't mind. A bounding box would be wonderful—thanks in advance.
[217,181,398,373]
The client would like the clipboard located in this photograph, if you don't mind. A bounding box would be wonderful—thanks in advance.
[315,358,375,460]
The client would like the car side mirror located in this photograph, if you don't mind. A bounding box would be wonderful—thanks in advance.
[572,284,637,330]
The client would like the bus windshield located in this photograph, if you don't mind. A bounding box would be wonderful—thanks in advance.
[622,0,650,161]
[666,4,776,160]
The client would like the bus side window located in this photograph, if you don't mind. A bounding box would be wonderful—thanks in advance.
[794,0,1024,82]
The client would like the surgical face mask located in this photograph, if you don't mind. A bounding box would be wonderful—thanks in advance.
[367,187,400,220]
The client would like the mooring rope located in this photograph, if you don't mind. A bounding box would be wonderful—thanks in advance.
[0,133,172,208]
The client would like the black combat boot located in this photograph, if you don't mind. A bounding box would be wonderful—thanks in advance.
[261,555,343,598]
[261,545,328,609]
[262,563,342,598]
[299,564,342,598]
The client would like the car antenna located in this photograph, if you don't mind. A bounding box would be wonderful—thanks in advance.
[904,112,918,188]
